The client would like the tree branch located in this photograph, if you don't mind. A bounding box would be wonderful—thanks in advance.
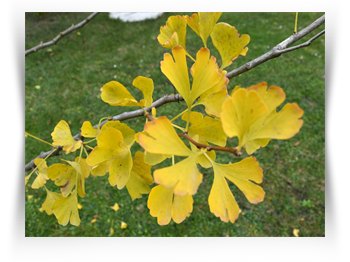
[25,94,183,172]
[25,12,100,56]
[25,14,325,172]
[226,14,325,79]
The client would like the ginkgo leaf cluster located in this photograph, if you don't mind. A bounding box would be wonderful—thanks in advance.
[25,12,304,228]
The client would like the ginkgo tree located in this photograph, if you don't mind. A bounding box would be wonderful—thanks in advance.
[25,12,320,227]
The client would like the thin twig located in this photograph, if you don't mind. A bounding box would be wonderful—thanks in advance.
[25,94,183,172]
[178,132,242,157]
[226,14,325,79]
[25,12,100,56]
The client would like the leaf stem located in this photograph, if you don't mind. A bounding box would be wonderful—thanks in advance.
[294,12,299,34]
[26,148,58,178]
[25,131,54,147]
[185,105,191,131]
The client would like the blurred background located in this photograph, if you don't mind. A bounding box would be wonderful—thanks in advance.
[25,12,325,237]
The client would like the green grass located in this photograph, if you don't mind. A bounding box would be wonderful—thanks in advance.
[25,12,325,237]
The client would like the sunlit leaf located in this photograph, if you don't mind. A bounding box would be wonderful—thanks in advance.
[101,76,154,108]
[132,76,154,107]
[211,22,250,69]
[110,203,120,212]
[81,121,99,138]
[182,111,227,147]
[47,163,75,197]
[120,221,128,229]
[52,192,80,226]
[86,129,132,189]
[161,46,225,108]
[32,158,49,189]
[237,83,304,154]
[101,81,138,107]
[221,88,268,150]
[160,46,191,107]
[186,12,222,47]
[109,147,132,189]
[41,187,64,215]
[208,169,240,223]
[158,15,187,49]
[47,161,85,198]
[101,121,136,147]
[126,152,153,200]
[196,76,230,118]
[213,157,265,204]
[209,157,264,223]
[190,48,226,106]
[138,116,192,156]
[51,120,82,154]
[154,154,202,196]
[147,185,193,225]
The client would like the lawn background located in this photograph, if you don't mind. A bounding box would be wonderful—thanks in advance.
[25,12,325,237]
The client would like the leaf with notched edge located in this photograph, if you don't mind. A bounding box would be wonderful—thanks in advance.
[52,192,80,226]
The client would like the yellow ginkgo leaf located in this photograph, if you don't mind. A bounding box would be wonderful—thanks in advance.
[182,111,227,147]
[51,120,82,154]
[90,160,112,177]
[132,76,154,107]
[293,228,300,237]
[185,13,200,35]
[101,121,136,147]
[186,12,222,47]
[154,154,202,196]
[160,46,191,107]
[75,157,91,179]
[110,203,120,212]
[101,76,154,108]
[211,22,250,70]
[86,129,132,189]
[208,168,240,223]
[41,187,64,215]
[47,163,75,197]
[243,103,304,152]
[158,15,187,50]
[101,81,138,107]
[52,192,80,226]
[161,46,225,108]
[190,48,226,106]
[221,88,268,150]
[120,221,128,229]
[238,83,304,154]
[147,185,193,225]
[86,129,125,166]
[213,157,265,204]
[138,116,192,157]
[32,158,49,189]
[143,151,171,166]
[81,121,99,138]
[47,162,85,198]
[209,157,264,223]
[108,147,133,189]
[126,151,153,200]
[196,71,230,118]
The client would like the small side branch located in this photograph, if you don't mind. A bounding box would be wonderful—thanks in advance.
[25,12,100,56]
[226,14,325,79]
[179,132,242,157]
